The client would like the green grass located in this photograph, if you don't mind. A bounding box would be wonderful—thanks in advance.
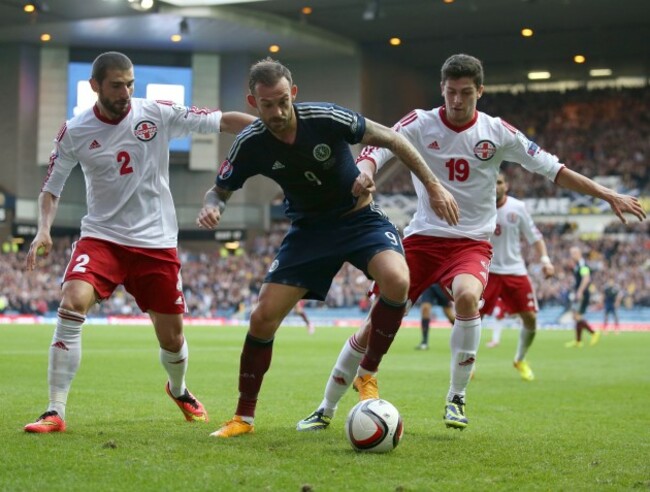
[1,323,649,491]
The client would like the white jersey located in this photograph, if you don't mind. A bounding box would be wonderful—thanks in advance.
[360,107,564,241]
[42,99,223,248]
[490,196,542,275]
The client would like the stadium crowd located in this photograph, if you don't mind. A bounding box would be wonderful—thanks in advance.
[1,86,647,318]
[1,218,648,318]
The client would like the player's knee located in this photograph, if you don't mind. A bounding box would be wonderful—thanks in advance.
[59,300,88,316]
[453,290,480,315]
[159,333,184,352]
[249,307,282,337]
[378,271,409,301]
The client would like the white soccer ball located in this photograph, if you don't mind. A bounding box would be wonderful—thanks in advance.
[345,398,403,453]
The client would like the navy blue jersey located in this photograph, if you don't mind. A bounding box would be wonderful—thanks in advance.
[216,102,366,223]
[603,284,619,309]
[573,259,591,291]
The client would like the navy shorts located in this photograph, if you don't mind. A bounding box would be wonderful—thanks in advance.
[419,284,451,307]
[264,203,404,300]
[574,291,590,315]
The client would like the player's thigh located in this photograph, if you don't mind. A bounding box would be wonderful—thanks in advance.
[366,249,409,300]
[251,283,308,338]
[63,237,125,304]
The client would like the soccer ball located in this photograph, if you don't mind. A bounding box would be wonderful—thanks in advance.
[345,398,403,453]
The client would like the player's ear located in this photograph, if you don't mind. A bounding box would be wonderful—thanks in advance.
[291,84,298,101]
[246,93,258,109]
[89,78,100,94]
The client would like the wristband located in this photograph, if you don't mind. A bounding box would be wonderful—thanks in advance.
[540,255,551,265]
[217,200,227,214]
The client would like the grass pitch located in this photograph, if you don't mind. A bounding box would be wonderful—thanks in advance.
[1,323,649,491]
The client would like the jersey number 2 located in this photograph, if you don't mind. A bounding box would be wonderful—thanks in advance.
[118,151,134,175]
[72,254,90,273]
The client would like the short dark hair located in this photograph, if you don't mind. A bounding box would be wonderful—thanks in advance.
[91,51,133,83]
[248,57,293,95]
[441,54,484,88]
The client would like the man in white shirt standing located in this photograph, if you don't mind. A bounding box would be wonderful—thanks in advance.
[297,53,645,433]
[23,51,255,433]
[481,173,555,381]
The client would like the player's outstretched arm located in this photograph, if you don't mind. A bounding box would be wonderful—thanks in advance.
[220,111,256,135]
[555,168,646,223]
[360,118,460,226]
[25,191,58,271]
[196,185,232,229]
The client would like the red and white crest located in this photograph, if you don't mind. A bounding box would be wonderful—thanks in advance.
[473,140,496,161]
[218,159,233,180]
[134,120,158,142]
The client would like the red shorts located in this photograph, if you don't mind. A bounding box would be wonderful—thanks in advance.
[480,273,538,317]
[492,298,509,320]
[401,235,492,303]
[64,237,185,314]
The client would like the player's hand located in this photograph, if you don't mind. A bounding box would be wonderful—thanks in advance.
[351,170,376,197]
[426,181,460,226]
[542,263,555,278]
[608,194,646,223]
[25,231,52,271]
[196,206,221,229]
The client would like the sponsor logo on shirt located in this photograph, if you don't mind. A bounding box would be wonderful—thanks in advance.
[272,161,285,170]
[268,259,279,273]
[427,140,440,150]
[313,144,331,161]
[134,120,158,142]
[218,159,233,180]
[88,140,101,150]
[473,139,497,161]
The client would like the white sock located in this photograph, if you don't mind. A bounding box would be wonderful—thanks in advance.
[160,339,188,397]
[515,328,536,362]
[47,308,84,420]
[447,314,481,402]
[318,334,364,417]
[491,320,503,344]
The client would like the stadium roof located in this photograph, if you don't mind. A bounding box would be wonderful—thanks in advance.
[0,0,648,84]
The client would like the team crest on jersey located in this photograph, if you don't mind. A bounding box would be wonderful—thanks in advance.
[313,144,331,162]
[473,140,497,161]
[134,120,158,142]
[218,159,233,180]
